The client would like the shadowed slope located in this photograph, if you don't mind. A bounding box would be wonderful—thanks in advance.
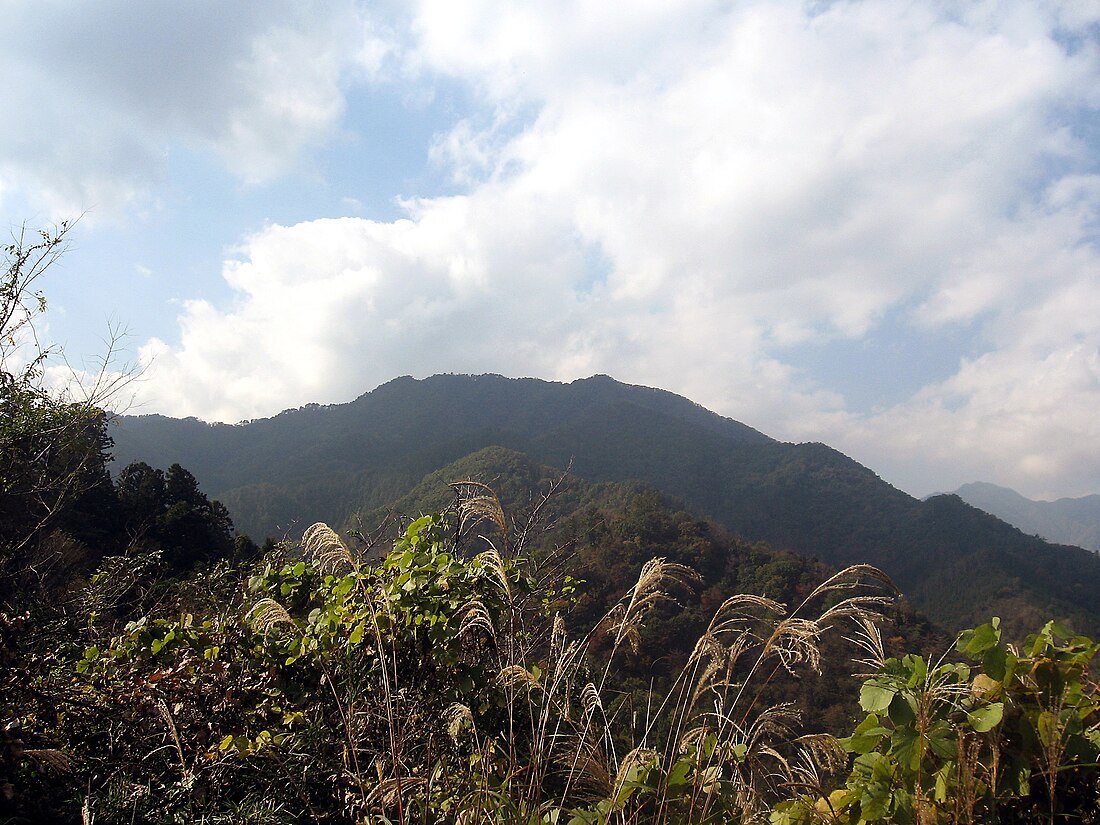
[110,374,1100,634]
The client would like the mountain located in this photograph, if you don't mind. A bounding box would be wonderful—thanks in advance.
[358,445,947,732]
[108,374,771,538]
[108,373,1100,635]
[952,481,1100,554]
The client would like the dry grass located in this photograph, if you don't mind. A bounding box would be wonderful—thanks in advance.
[239,495,899,823]
[302,522,357,577]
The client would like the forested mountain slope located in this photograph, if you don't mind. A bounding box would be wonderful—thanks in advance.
[110,374,1100,634]
[110,374,770,537]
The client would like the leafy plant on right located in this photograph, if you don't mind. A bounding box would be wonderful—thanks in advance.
[773,618,1100,824]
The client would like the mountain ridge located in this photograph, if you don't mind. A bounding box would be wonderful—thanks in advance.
[108,373,1100,635]
[951,481,1100,554]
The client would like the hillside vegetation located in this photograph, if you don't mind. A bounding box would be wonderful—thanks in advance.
[5,470,1098,822]
[4,371,1098,821]
[111,374,1100,635]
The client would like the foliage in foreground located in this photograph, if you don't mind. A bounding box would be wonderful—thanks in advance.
[775,618,1100,824]
[3,480,1093,824]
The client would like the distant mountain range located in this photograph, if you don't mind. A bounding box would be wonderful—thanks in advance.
[108,374,1100,635]
[951,481,1100,554]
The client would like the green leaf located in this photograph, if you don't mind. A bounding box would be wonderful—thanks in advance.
[1038,711,1061,748]
[927,721,956,759]
[859,782,890,821]
[959,621,1001,656]
[968,702,1003,733]
[934,765,951,802]
[892,725,922,771]
[665,757,691,789]
[348,622,365,645]
[982,645,1008,681]
[844,713,889,754]
[887,691,916,726]
[703,733,718,759]
[904,654,928,688]
[1014,765,1032,796]
[860,682,895,713]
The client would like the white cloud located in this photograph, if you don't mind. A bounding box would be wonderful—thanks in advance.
[817,174,1100,498]
[123,0,1100,498]
[832,326,1100,499]
[0,1,391,218]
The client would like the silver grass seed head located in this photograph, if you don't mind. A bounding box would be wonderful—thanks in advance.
[581,682,603,717]
[450,480,508,535]
[497,664,542,691]
[246,597,296,635]
[444,703,475,740]
[302,522,355,577]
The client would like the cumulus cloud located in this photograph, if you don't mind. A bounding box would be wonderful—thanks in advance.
[121,0,1100,498]
[830,187,1100,498]
[0,0,390,218]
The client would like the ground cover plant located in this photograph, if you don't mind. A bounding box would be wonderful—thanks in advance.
[64,483,897,823]
[3,478,1095,823]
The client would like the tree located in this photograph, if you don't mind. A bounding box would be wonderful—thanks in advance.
[158,463,234,570]
[113,461,236,570]
[115,461,167,537]
[0,220,134,599]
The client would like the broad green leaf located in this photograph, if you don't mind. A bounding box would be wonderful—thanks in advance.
[904,655,928,688]
[1038,711,1061,748]
[665,758,691,789]
[959,620,1001,656]
[982,645,1008,680]
[888,691,916,726]
[860,683,895,713]
[892,725,922,771]
[1014,764,1032,796]
[859,784,890,821]
[844,713,889,754]
[348,622,365,645]
[934,764,951,802]
[971,673,1001,700]
[703,733,718,759]
[968,702,1004,733]
[927,720,956,759]
[698,765,722,793]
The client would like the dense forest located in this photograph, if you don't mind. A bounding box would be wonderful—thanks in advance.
[111,374,1100,637]
[3,227,1099,822]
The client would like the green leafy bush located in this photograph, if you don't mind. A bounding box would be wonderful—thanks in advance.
[773,618,1100,824]
[9,476,1098,824]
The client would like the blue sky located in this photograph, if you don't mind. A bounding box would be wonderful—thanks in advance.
[2,0,1099,500]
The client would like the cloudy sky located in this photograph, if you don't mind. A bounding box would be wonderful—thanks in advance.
[3,0,1099,500]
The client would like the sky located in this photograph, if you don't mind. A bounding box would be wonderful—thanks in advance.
[2,0,1099,501]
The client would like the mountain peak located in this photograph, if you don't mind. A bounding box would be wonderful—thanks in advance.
[108,373,1100,634]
